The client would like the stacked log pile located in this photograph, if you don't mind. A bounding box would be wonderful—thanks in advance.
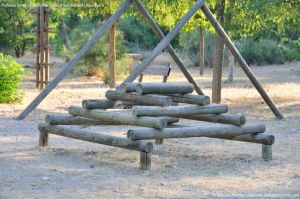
[38,83,274,170]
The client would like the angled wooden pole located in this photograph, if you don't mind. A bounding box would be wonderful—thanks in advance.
[133,0,204,95]
[201,5,283,119]
[16,0,132,120]
[119,0,206,89]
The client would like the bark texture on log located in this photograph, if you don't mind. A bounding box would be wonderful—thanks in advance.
[140,152,151,170]
[39,131,49,146]
[120,83,138,93]
[166,94,210,105]
[132,104,228,117]
[106,90,173,106]
[180,113,246,126]
[38,122,153,152]
[45,115,106,125]
[136,83,194,95]
[82,99,115,109]
[262,144,272,161]
[68,106,168,129]
[208,133,275,145]
[127,124,266,140]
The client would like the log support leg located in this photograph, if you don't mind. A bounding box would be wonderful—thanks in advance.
[39,131,49,147]
[262,144,272,161]
[155,139,163,145]
[140,152,151,170]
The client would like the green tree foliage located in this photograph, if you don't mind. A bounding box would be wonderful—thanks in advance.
[0,53,30,103]
[0,2,35,57]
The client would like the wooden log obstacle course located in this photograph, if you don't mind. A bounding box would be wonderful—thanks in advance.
[38,82,275,170]
[18,0,283,120]
[33,6,52,90]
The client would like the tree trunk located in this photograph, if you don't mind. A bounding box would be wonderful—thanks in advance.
[199,28,205,75]
[212,0,225,103]
[60,17,69,49]
[227,50,234,83]
[108,21,116,88]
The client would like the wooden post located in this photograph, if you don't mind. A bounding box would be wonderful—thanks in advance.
[262,144,272,161]
[199,28,205,75]
[39,7,45,89]
[133,0,204,95]
[201,4,284,119]
[39,131,49,147]
[119,0,206,89]
[108,21,116,88]
[16,0,131,120]
[140,152,151,170]
[35,7,40,89]
[44,7,50,87]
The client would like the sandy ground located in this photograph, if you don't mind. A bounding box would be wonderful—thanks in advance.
[0,54,300,198]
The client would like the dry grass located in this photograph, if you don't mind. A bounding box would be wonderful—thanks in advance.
[0,53,299,198]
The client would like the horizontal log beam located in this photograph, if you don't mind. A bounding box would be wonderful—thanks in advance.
[180,113,246,126]
[82,99,115,109]
[136,83,194,95]
[163,94,210,105]
[120,83,138,93]
[208,133,275,145]
[127,124,266,140]
[105,90,173,106]
[68,106,168,129]
[45,115,111,125]
[38,122,153,152]
[132,104,228,117]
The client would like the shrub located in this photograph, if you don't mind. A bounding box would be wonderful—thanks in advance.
[236,38,286,65]
[179,30,215,66]
[61,17,131,83]
[0,53,29,103]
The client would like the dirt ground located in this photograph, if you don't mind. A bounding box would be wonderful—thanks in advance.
[0,54,300,198]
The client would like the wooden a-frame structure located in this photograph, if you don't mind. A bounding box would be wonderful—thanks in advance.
[16,0,283,120]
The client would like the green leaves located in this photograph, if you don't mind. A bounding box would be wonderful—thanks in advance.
[0,53,30,103]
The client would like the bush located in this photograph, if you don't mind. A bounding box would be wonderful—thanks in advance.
[236,38,286,65]
[0,53,29,103]
[179,30,215,66]
[62,17,131,83]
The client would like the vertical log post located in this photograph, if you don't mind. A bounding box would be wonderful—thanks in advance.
[140,152,151,170]
[108,20,116,88]
[44,7,50,87]
[39,7,45,89]
[199,28,205,75]
[39,131,49,147]
[35,7,41,89]
[262,144,272,161]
